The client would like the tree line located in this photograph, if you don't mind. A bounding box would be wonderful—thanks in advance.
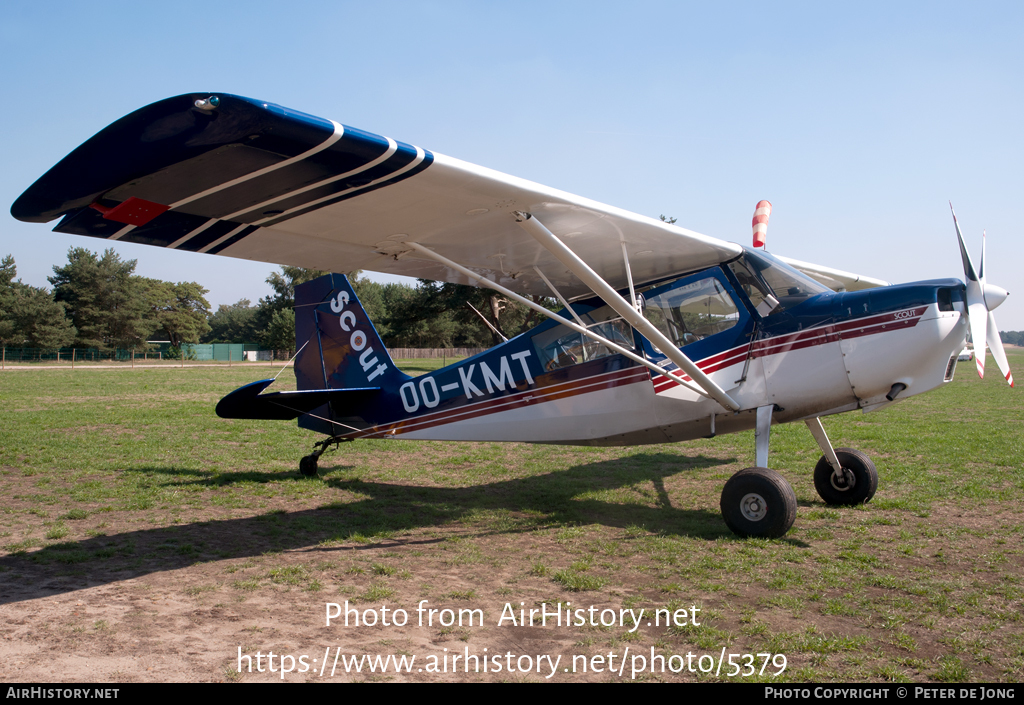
[207,266,556,349]
[5,247,1024,352]
[0,249,554,352]
[1,249,211,351]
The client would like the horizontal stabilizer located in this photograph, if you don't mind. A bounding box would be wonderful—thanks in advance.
[216,379,380,420]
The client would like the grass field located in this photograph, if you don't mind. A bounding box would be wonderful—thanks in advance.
[0,352,1021,682]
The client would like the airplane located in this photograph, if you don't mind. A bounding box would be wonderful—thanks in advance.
[11,92,1014,540]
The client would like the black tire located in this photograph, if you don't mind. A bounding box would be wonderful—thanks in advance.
[813,448,877,505]
[299,455,319,477]
[720,467,797,539]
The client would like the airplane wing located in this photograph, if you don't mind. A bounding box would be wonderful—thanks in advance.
[11,92,742,300]
[777,257,890,292]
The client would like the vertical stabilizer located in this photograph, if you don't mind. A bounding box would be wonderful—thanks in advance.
[293,274,409,434]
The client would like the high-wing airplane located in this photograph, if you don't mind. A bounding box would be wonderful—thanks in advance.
[11,93,1013,540]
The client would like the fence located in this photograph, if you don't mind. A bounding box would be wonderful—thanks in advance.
[388,347,486,359]
[180,343,246,361]
[0,347,157,364]
[0,346,484,367]
[0,346,268,366]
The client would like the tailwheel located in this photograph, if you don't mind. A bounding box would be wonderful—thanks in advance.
[813,448,877,506]
[299,455,319,477]
[298,435,353,477]
[721,467,797,539]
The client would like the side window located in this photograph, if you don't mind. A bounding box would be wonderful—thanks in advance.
[533,304,635,371]
[642,276,739,347]
[536,328,585,371]
[727,260,779,317]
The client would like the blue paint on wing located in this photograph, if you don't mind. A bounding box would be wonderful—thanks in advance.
[11,93,435,258]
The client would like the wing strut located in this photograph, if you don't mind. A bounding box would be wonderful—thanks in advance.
[466,302,508,342]
[621,241,639,312]
[403,241,714,401]
[532,266,587,328]
[512,212,741,412]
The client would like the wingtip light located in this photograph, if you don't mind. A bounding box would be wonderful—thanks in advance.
[194,95,220,111]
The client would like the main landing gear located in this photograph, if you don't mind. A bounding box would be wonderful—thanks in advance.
[719,407,877,539]
[299,435,352,477]
[720,406,798,539]
[721,467,797,539]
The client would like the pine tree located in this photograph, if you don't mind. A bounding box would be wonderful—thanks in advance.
[141,279,212,347]
[8,285,77,349]
[0,255,17,344]
[253,266,328,348]
[0,254,76,348]
[205,299,260,343]
[50,248,153,350]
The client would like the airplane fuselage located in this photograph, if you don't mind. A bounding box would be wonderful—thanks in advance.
[297,252,968,446]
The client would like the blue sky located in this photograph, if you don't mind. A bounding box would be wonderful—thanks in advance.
[3,1,1022,329]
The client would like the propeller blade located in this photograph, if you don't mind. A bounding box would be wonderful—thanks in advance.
[950,206,1012,386]
[967,297,988,378]
[986,311,1014,387]
[950,203,978,282]
[978,229,1009,312]
[980,229,985,280]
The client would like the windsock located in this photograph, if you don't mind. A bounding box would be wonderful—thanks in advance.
[752,200,772,248]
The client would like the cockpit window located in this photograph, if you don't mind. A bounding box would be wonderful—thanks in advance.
[533,303,635,371]
[727,259,778,317]
[642,276,740,347]
[736,249,831,311]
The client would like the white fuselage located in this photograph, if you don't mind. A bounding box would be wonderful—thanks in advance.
[352,300,966,446]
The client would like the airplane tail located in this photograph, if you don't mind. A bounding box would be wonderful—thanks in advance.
[292,273,408,435]
[216,273,408,435]
[293,273,406,393]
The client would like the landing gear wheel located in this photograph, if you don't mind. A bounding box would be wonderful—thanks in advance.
[299,455,319,477]
[813,448,877,505]
[720,467,797,539]
[297,436,352,478]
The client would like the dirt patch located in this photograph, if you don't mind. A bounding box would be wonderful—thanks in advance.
[0,497,1021,683]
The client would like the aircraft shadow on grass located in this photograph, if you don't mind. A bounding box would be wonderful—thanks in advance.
[0,452,804,604]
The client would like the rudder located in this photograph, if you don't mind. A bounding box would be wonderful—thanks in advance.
[294,273,407,393]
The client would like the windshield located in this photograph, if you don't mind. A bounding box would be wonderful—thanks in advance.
[734,249,831,311]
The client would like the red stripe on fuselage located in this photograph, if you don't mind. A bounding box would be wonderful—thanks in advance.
[352,366,651,439]
[332,306,931,436]
[651,306,928,394]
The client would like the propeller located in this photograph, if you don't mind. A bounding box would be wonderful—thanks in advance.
[950,203,1013,387]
